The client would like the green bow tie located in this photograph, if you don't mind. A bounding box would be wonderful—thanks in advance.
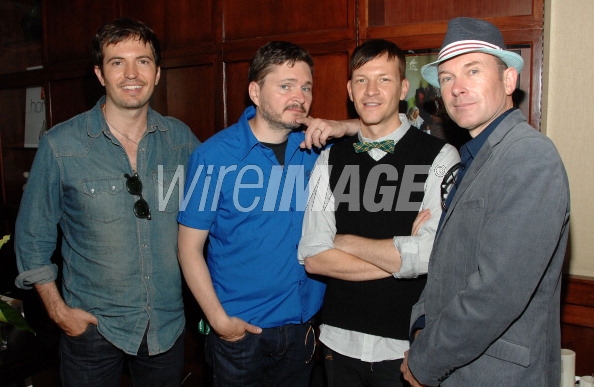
[353,140,395,154]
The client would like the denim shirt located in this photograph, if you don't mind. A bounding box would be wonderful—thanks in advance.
[14,97,200,355]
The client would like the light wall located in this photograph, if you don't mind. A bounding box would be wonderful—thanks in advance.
[543,0,594,277]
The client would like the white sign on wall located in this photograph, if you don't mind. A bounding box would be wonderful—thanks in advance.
[24,86,46,148]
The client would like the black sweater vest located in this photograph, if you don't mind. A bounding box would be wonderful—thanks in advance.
[322,128,445,340]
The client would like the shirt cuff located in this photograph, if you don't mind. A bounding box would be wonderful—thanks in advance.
[15,264,59,290]
[298,234,334,264]
[392,238,420,278]
[410,315,426,344]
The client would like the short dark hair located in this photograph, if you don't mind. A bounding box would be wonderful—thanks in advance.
[248,41,314,86]
[92,18,161,70]
[350,39,406,81]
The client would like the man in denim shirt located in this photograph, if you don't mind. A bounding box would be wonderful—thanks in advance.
[14,18,200,387]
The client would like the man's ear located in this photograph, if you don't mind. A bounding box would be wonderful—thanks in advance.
[155,66,161,86]
[248,81,260,106]
[347,80,353,102]
[400,78,410,101]
[94,66,105,86]
[504,67,519,96]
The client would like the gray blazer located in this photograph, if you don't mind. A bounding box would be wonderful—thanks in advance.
[408,110,570,386]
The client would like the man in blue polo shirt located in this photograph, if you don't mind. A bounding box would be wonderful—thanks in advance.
[177,41,357,387]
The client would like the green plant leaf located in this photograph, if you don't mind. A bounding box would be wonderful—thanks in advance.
[0,234,10,249]
[0,299,35,335]
[1,235,35,335]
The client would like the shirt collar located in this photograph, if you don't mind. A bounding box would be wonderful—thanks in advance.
[460,108,515,165]
[236,105,260,160]
[236,105,306,161]
[89,96,164,138]
[357,113,411,143]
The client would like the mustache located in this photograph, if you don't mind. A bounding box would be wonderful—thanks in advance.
[284,104,306,113]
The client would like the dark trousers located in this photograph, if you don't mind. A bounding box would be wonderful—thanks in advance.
[59,324,185,387]
[205,322,316,387]
[323,346,409,387]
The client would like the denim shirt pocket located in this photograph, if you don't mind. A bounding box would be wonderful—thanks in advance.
[82,178,126,223]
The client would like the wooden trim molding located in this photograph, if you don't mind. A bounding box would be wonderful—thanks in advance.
[562,275,594,328]
[561,274,594,376]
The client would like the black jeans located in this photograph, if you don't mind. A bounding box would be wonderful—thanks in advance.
[59,324,185,387]
[323,346,408,387]
[205,322,316,387]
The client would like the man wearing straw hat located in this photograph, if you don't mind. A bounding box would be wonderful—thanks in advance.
[400,17,570,386]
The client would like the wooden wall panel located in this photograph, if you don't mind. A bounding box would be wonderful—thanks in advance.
[44,1,116,66]
[119,1,167,42]
[308,52,352,120]
[223,60,251,129]
[362,0,543,48]
[0,87,35,211]
[1,148,34,212]
[159,65,219,142]
[45,0,218,68]
[0,89,27,147]
[0,1,43,74]
[561,275,594,376]
[46,75,104,127]
[0,87,34,218]
[223,0,354,42]
[163,1,216,51]
[120,0,216,53]
[368,0,534,27]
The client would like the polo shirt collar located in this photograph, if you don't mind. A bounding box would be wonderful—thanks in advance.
[236,105,306,162]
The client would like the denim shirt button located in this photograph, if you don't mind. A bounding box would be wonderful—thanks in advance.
[90,188,95,194]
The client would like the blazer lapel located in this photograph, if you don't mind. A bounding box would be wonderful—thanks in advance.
[436,110,525,239]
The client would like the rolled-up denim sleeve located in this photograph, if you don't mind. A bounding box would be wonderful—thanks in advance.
[15,264,59,289]
[14,133,63,289]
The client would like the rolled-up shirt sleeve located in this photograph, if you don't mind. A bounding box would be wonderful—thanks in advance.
[298,150,335,264]
[15,264,59,289]
[393,143,460,278]
[14,133,63,289]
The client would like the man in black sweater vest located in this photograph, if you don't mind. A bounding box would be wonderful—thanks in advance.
[298,39,459,387]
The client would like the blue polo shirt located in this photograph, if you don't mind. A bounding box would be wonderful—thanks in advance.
[177,106,325,328]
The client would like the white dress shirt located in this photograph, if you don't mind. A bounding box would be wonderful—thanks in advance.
[298,115,460,362]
